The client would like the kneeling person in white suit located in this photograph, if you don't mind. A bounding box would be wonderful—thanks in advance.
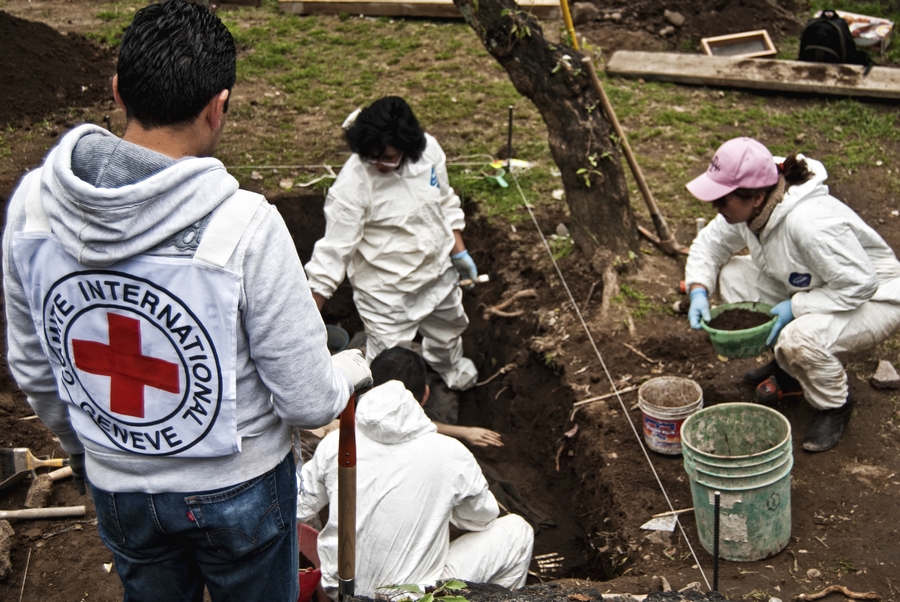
[298,346,533,598]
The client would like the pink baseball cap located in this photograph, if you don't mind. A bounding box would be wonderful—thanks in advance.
[686,137,778,201]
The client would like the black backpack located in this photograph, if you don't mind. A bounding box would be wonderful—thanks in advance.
[799,9,870,66]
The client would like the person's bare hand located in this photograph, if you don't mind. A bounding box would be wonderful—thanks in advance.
[462,427,503,448]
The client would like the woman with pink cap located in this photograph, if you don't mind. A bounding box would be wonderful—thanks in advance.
[683,137,900,452]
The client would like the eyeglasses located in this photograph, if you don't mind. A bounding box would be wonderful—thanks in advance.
[365,151,403,169]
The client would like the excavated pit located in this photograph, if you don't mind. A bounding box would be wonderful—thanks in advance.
[275,192,627,583]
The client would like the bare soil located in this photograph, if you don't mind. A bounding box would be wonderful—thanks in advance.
[707,309,773,331]
[3,1,900,601]
[0,11,115,128]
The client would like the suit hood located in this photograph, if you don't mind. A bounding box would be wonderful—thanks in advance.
[356,380,437,444]
[40,124,238,267]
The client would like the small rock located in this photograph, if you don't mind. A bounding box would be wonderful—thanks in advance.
[664,9,685,27]
[24,474,53,509]
[278,178,294,190]
[659,26,675,36]
[609,12,621,21]
[551,189,565,201]
[807,567,822,580]
[871,359,900,389]
[555,223,570,237]
[0,521,12,580]
[250,170,262,180]
[795,132,806,144]
[571,2,599,25]
[0,393,16,413]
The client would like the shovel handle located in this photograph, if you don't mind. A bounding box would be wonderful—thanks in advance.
[0,506,86,520]
[48,466,73,482]
[337,393,356,599]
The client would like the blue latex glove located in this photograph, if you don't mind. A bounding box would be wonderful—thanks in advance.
[451,250,478,285]
[766,299,794,346]
[688,288,711,330]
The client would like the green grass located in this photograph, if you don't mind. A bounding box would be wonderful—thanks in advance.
[612,283,659,319]
[600,71,900,225]
[209,0,552,225]
[70,0,900,230]
[86,1,144,46]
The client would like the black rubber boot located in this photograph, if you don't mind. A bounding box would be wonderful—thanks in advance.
[802,397,855,453]
[743,359,778,384]
[743,359,801,389]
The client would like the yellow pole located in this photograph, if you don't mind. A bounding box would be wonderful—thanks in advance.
[558,0,579,50]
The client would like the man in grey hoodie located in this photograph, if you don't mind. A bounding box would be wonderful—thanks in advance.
[2,1,371,600]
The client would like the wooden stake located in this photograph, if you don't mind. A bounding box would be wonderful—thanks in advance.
[0,506,86,520]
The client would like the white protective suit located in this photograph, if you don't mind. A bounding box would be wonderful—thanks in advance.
[685,156,900,410]
[304,134,477,390]
[297,380,534,598]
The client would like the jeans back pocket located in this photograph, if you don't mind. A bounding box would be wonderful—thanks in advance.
[185,470,286,560]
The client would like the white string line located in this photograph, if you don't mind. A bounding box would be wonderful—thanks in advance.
[508,173,712,591]
[225,158,494,170]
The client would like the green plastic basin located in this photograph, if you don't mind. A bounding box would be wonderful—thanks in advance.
[701,302,776,359]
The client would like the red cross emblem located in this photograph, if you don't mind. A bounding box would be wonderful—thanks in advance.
[73,313,181,418]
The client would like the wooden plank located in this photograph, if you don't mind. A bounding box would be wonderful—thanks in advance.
[605,50,900,100]
[279,0,559,19]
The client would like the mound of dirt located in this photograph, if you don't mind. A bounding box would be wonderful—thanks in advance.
[584,0,806,56]
[0,11,115,127]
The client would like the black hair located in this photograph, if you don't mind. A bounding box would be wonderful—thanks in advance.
[733,154,813,199]
[116,0,236,128]
[344,96,427,164]
[370,347,427,403]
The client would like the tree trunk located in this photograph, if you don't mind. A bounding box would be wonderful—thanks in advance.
[453,0,640,262]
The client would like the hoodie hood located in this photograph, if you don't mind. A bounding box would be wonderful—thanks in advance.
[41,124,239,267]
[760,155,829,237]
[356,380,437,444]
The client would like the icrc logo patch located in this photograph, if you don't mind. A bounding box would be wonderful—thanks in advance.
[42,271,222,456]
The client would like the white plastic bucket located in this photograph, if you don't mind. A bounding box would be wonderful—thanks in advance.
[638,376,704,455]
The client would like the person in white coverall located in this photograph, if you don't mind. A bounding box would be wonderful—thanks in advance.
[1,2,371,600]
[305,96,479,390]
[298,346,533,598]
[684,137,900,452]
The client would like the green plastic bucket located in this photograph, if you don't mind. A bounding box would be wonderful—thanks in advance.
[701,302,776,359]
[681,403,792,562]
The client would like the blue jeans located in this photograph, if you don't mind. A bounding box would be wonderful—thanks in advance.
[91,454,299,602]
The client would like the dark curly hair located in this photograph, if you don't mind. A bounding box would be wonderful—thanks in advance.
[370,346,427,404]
[117,0,236,128]
[344,96,427,164]
[732,154,813,199]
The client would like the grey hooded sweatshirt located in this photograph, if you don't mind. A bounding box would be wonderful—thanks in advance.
[3,124,351,493]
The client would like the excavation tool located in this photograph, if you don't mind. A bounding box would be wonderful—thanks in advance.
[459,274,490,287]
[0,506,86,520]
[337,393,357,601]
[559,0,688,255]
[582,57,689,256]
[0,448,66,492]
